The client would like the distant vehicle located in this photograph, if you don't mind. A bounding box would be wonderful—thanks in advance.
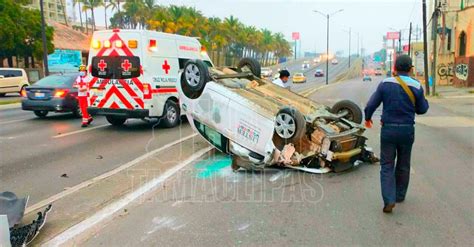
[363,74,372,82]
[302,61,310,69]
[292,73,307,83]
[375,68,383,76]
[313,57,321,63]
[314,69,324,77]
[21,73,81,118]
[261,67,273,78]
[0,68,30,97]
[331,59,339,65]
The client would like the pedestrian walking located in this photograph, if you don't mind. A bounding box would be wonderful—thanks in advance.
[272,70,292,90]
[75,65,93,128]
[364,55,429,213]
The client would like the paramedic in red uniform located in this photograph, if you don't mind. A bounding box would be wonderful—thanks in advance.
[75,65,93,127]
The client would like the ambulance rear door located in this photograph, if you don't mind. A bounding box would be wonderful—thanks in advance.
[88,30,146,113]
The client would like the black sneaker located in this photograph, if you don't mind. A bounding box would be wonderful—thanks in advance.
[81,123,88,128]
[396,198,405,203]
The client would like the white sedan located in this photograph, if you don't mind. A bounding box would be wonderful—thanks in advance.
[178,58,377,173]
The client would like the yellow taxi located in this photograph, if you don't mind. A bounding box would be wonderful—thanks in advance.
[292,72,307,83]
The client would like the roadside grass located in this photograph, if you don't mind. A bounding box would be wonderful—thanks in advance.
[0,99,21,105]
[334,58,363,83]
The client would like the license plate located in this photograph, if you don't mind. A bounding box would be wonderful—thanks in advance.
[35,92,45,98]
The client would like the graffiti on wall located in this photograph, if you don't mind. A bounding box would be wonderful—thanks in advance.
[437,62,454,81]
[455,63,469,81]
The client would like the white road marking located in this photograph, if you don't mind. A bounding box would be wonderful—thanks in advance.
[42,146,212,247]
[26,133,198,215]
[52,124,109,138]
[0,118,30,125]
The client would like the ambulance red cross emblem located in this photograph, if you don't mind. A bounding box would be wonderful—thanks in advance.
[162,60,170,74]
[98,59,107,71]
[121,59,131,72]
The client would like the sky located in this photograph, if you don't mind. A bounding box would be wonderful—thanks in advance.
[70,0,425,56]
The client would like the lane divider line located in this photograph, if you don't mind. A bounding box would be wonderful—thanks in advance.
[26,133,198,214]
[52,124,109,138]
[0,118,31,125]
[43,146,213,247]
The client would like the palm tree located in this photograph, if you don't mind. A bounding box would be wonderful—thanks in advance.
[73,0,83,31]
[83,0,103,31]
[59,0,68,26]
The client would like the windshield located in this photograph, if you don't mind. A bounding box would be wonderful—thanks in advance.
[34,74,77,87]
[295,73,304,77]
[91,56,141,79]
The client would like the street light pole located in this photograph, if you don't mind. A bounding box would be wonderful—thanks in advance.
[325,14,329,85]
[313,9,343,85]
[348,28,351,68]
[40,0,49,76]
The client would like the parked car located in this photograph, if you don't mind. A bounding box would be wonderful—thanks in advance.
[0,68,30,96]
[177,58,377,174]
[314,69,324,77]
[261,67,273,78]
[363,74,372,82]
[292,73,307,83]
[21,73,81,118]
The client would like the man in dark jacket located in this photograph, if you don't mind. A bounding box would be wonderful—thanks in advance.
[364,55,429,213]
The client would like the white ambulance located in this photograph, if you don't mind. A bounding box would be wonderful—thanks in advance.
[86,29,213,126]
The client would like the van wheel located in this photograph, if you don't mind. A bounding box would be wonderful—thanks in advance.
[34,110,48,118]
[237,58,261,78]
[106,116,126,126]
[180,60,210,99]
[273,107,306,148]
[331,100,363,124]
[161,100,180,128]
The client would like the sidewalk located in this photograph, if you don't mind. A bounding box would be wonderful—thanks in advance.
[428,86,474,118]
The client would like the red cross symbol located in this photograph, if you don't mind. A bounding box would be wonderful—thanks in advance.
[162,60,171,74]
[121,59,131,72]
[98,59,107,71]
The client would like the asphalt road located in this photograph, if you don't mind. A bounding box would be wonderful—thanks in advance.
[0,58,351,207]
[81,78,473,246]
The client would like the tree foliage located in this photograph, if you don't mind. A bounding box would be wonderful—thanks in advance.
[109,3,292,64]
[0,0,54,67]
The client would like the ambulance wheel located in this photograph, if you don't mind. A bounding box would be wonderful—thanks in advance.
[331,100,363,124]
[181,60,210,99]
[106,116,126,126]
[237,58,261,78]
[161,100,180,128]
[272,107,306,148]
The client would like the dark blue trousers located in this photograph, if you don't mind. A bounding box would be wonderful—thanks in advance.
[380,125,415,205]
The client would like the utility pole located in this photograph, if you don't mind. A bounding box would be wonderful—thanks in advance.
[357,33,360,57]
[348,28,351,68]
[422,0,430,95]
[313,9,344,85]
[40,0,49,76]
[408,22,412,57]
[431,0,439,96]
